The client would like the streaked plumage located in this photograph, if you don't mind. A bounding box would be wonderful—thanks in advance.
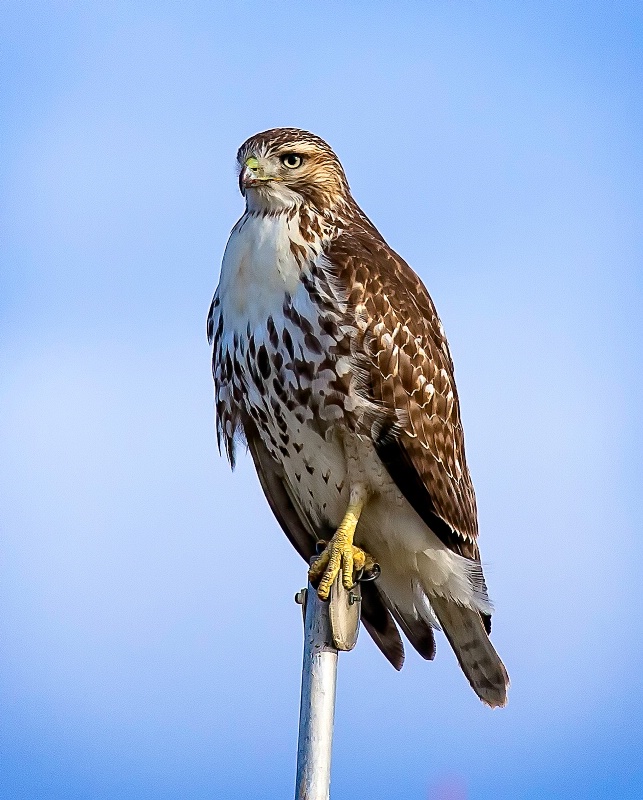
[208,128,508,706]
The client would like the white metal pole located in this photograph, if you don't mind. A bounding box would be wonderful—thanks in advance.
[294,581,338,800]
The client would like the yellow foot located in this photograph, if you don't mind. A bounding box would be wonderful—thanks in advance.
[308,485,375,600]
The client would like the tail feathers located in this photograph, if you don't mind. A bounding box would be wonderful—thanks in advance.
[360,582,405,671]
[430,596,509,708]
[391,607,436,661]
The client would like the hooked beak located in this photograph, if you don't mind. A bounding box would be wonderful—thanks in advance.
[240,165,260,189]
[239,155,281,191]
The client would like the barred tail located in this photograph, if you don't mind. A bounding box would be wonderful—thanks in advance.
[430,596,509,708]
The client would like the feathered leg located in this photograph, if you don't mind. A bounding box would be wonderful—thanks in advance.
[308,483,376,600]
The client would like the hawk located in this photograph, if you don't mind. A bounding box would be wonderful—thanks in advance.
[208,128,508,707]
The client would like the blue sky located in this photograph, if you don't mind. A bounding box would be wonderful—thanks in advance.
[1,2,642,798]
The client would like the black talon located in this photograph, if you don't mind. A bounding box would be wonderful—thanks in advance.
[358,563,381,582]
[315,539,328,555]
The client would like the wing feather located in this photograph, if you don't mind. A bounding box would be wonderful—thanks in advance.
[326,229,480,561]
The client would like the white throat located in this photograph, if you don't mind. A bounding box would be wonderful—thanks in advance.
[243,183,303,215]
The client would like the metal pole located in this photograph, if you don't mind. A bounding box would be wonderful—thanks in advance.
[294,582,337,800]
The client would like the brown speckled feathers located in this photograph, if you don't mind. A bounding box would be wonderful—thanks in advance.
[326,228,481,560]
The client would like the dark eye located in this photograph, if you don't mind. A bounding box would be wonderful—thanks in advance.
[281,153,303,169]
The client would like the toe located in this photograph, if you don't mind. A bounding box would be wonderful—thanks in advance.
[352,547,367,573]
[308,549,330,583]
[341,547,354,590]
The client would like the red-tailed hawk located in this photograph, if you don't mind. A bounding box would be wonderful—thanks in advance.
[208,128,508,706]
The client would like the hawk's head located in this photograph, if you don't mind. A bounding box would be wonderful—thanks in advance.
[236,128,351,215]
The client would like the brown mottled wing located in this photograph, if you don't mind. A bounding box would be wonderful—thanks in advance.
[327,229,480,561]
[242,415,405,669]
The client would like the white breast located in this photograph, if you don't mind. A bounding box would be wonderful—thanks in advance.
[217,212,310,335]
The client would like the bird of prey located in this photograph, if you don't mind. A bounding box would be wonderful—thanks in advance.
[208,128,508,707]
